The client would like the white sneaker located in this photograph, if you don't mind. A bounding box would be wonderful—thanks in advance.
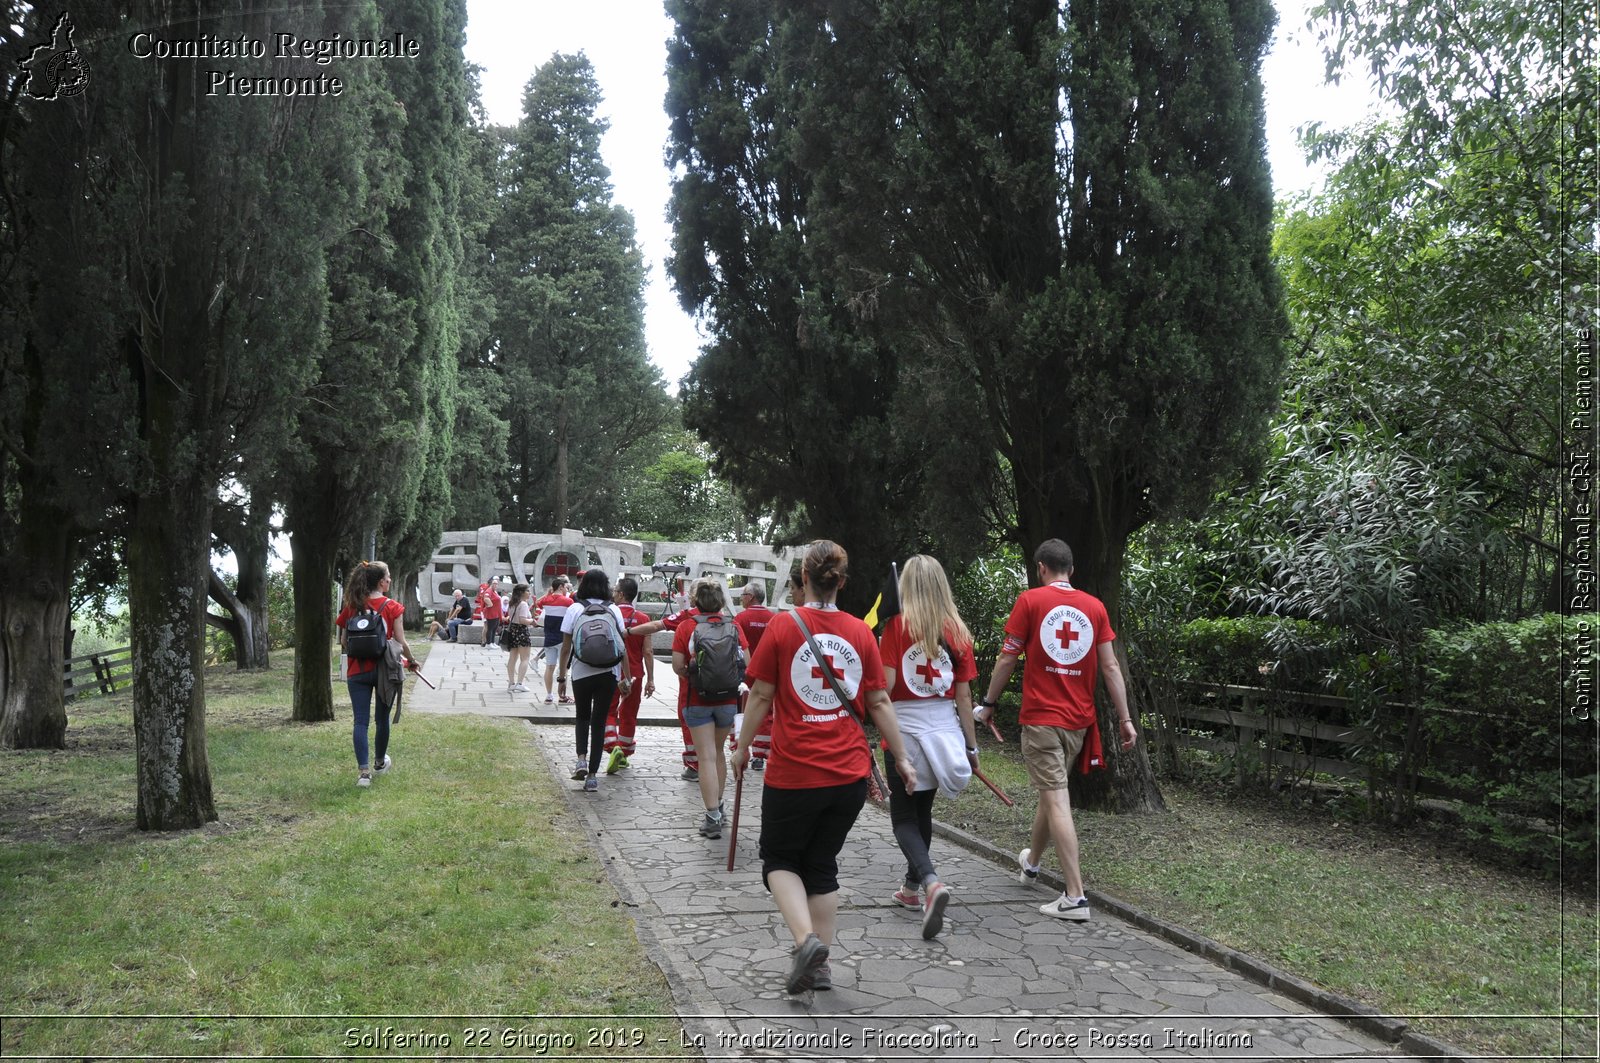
[1017,848,1042,889]
[1040,894,1091,921]
[545,694,555,704]
[356,772,372,788]
[374,755,392,774]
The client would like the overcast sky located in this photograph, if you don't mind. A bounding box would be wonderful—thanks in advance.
[463,1,1382,390]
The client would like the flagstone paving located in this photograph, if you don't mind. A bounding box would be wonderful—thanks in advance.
[407,638,1431,1062]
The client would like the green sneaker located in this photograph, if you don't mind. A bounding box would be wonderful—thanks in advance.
[605,748,628,775]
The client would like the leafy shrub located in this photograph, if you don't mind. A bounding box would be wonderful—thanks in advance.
[1417,613,1598,871]
[950,548,1024,685]
[1170,615,1353,690]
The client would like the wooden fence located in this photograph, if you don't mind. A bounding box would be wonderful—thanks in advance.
[1155,680,1566,809]
[62,646,133,699]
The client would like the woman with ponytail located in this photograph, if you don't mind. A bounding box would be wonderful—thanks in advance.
[733,541,917,995]
[335,561,413,788]
[877,554,980,939]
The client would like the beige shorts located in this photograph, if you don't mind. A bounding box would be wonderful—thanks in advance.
[1021,724,1087,791]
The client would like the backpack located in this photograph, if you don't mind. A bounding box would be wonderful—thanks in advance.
[572,601,625,668]
[345,601,388,660]
[689,613,744,699]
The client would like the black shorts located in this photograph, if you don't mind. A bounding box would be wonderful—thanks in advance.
[758,778,869,896]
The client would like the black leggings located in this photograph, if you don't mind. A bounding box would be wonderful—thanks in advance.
[884,749,938,887]
[574,673,616,776]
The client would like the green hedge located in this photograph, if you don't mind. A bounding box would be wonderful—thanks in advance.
[1159,611,1597,873]
[1417,614,1598,870]
[1167,615,1355,691]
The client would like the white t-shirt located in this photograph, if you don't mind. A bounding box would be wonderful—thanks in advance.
[560,599,628,681]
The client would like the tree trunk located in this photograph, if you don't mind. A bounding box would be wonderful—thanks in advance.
[287,482,339,724]
[208,491,273,670]
[555,391,570,528]
[0,490,74,750]
[1019,478,1168,814]
[127,468,218,830]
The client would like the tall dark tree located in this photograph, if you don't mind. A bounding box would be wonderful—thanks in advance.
[283,0,479,721]
[488,54,670,535]
[0,0,128,746]
[0,0,130,747]
[664,5,927,611]
[667,0,1286,809]
[116,0,389,827]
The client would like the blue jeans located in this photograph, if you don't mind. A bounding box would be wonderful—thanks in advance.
[348,673,388,770]
[447,618,464,640]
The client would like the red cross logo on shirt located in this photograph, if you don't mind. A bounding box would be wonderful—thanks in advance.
[811,655,840,682]
[916,659,942,687]
[1056,621,1082,652]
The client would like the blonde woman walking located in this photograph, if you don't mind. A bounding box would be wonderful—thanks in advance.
[878,555,980,938]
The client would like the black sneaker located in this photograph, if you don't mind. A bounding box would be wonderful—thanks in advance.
[785,933,829,994]
[698,809,723,838]
[812,963,832,991]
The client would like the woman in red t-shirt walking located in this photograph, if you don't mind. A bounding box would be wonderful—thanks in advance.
[335,561,414,788]
[733,540,917,995]
[878,555,981,939]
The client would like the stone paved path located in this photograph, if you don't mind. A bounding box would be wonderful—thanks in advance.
[406,639,1426,1062]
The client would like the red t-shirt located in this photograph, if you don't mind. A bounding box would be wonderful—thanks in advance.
[478,585,504,620]
[744,607,885,789]
[336,595,405,678]
[734,605,775,654]
[1002,583,1115,730]
[618,602,649,674]
[879,615,977,702]
[672,612,750,707]
[660,607,697,709]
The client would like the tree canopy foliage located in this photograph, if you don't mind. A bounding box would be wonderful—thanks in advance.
[485,53,671,535]
[666,0,1286,620]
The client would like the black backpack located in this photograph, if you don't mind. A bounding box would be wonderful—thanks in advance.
[690,613,744,700]
[573,601,625,667]
[345,602,388,660]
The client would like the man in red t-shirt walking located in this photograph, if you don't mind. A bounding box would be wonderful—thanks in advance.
[603,576,656,772]
[976,538,1138,922]
[732,580,776,767]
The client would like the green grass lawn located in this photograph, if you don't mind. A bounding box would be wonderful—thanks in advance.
[943,743,1599,1060]
[0,652,687,1059]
